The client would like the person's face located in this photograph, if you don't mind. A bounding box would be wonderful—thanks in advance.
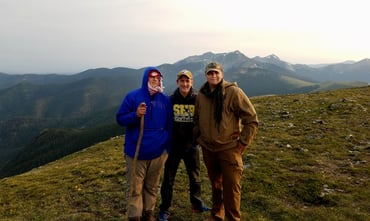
[148,76,161,87]
[206,70,223,88]
[177,76,193,95]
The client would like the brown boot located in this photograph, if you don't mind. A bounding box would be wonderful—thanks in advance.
[203,215,223,221]
[142,210,155,221]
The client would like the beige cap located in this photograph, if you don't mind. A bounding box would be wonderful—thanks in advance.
[177,69,193,79]
[205,62,223,74]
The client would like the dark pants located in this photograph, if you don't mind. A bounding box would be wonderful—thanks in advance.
[160,145,204,213]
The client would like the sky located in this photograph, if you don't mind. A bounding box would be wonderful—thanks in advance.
[1,0,369,74]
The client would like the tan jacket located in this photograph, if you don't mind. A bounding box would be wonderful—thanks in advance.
[194,80,258,152]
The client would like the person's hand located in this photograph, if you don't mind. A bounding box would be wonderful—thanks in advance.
[238,142,247,154]
[136,102,146,117]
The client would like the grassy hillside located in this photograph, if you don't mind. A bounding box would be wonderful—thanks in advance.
[0,123,124,178]
[0,86,369,221]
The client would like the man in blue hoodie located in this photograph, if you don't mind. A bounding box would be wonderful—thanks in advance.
[116,67,172,221]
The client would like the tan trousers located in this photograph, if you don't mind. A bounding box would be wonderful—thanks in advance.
[202,147,243,221]
[125,152,168,218]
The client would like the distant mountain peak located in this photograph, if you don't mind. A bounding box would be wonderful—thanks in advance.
[357,58,370,64]
[266,54,280,60]
[229,50,243,55]
[175,50,249,65]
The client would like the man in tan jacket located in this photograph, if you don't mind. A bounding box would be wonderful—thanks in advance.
[194,62,258,221]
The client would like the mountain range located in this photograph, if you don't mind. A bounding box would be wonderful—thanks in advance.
[0,50,369,178]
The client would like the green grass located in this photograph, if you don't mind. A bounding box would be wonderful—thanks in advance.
[0,86,369,221]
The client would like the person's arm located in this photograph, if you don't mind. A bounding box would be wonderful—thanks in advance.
[116,95,143,127]
[192,95,200,145]
[165,96,173,153]
[235,88,258,152]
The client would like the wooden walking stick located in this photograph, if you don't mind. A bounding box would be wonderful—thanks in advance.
[127,102,145,220]
[133,103,145,170]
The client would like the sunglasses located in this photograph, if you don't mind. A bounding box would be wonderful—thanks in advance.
[206,71,220,76]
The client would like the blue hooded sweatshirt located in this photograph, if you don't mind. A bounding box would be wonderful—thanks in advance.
[116,67,172,160]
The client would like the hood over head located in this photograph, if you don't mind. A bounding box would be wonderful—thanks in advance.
[141,67,164,95]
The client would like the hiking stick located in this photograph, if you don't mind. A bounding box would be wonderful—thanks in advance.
[127,103,145,219]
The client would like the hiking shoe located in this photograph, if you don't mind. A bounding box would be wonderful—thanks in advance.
[203,216,222,221]
[192,204,211,213]
[158,211,170,221]
[142,210,155,221]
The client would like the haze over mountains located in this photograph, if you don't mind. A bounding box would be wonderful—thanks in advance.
[0,50,369,178]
